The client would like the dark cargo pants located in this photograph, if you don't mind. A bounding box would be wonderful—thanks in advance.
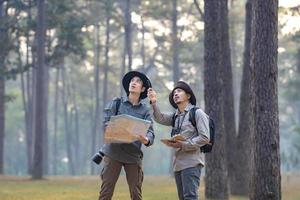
[99,156,144,200]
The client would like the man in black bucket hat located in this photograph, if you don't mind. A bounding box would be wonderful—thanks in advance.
[148,81,210,200]
[97,71,155,200]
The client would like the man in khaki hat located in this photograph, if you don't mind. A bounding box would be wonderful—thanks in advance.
[148,81,210,200]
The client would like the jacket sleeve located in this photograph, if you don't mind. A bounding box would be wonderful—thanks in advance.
[181,109,210,152]
[144,109,155,147]
[151,103,173,126]
[103,98,118,132]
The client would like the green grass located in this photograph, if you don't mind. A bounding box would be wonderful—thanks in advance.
[0,174,299,200]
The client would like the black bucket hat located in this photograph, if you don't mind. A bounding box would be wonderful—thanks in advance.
[169,81,197,108]
[122,71,152,99]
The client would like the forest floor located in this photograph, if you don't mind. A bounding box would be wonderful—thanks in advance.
[0,173,299,200]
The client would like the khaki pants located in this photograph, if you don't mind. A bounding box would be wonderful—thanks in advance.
[99,157,144,200]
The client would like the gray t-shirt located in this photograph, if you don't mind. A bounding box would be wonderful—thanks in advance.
[102,97,155,164]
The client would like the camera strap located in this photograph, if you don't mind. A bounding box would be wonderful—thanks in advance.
[173,111,187,135]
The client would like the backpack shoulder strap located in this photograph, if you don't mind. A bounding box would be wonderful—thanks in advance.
[189,106,199,133]
[171,112,177,127]
[114,97,121,115]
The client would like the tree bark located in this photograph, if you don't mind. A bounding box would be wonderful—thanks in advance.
[71,82,80,174]
[220,0,237,194]
[120,0,131,95]
[103,0,111,110]
[140,14,146,70]
[25,1,34,172]
[232,0,254,196]
[43,64,49,175]
[0,76,4,174]
[53,67,59,175]
[91,22,100,175]
[32,0,46,179]
[124,0,132,71]
[172,0,179,83]
[204,0,228,199]
[250,0,281,199]
[0,0,7,175]
[61,63,75,175]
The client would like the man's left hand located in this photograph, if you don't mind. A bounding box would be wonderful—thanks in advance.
[137,135,149,145]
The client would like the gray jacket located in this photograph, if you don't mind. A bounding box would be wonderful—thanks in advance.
[102,97,155,164]
[151,103,210,172]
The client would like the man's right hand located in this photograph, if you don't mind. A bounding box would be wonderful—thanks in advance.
[147,88,157,104]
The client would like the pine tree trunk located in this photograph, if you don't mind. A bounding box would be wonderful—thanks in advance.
[250,0,281,199]
[27,69,34,174]
[103,0,110,109]
[140,15,146,70]
[71,81,80,174]
[0,76,4,174]
[43,65,49,175]
[32,0,46,179]
[25,0,34,175]
[61,63,75,175]
[172,0,179,83]
[91,23,100,175]
[220,0,237,194]
[30,34,38,176]
[232,0,254,196]
[124,0,132,71]
[204,0,228,199]
[53,67,59,175]
[0,1,7,175]
[102,2,110,159]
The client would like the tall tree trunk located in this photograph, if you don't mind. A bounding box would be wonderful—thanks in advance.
[124,0,132,71]
[103,0,111,109]
[120,0,131,94]
[53,67,59,175]
[71,81,80,174]
[30,29,38,175]
[297,49,300,127]
[27,69,34,175]
[172,0,179,83]
[25,0,34,175]
[43,65,49,175]
[0,0,7,175]
[250,0,281,199]
[91,22,100,175]
[32,0,46,179]
[204,0,228,198]
[61,63,75,175]
[232,0,253,196]
[140,15,146,70]
[220,0,237,194]
[0,77,4,174]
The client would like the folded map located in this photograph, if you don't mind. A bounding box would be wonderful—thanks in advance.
[104,114,151,143]
[160,134,186,146]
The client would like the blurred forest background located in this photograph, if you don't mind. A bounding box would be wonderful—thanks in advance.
[0,0,299,198]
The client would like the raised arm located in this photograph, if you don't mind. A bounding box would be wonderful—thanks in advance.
[147,88,173,126]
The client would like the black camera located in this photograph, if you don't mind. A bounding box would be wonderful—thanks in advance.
[171,127,180,137]
[92,151,105,165]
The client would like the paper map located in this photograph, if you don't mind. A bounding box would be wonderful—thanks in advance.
[160,135,186,146]
[104,114,151,143]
